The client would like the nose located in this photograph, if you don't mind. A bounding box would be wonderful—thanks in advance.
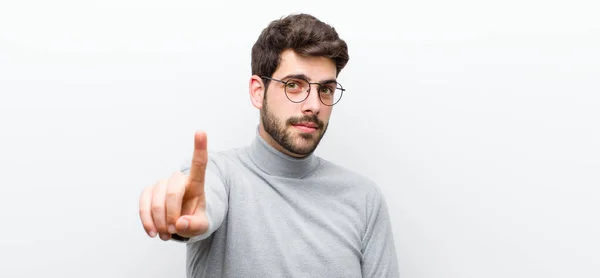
[301,85,321,115]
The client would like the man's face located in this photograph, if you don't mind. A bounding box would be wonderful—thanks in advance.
[260,49,336,157]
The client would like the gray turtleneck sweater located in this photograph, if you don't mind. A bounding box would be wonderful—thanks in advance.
[178,132,399,277]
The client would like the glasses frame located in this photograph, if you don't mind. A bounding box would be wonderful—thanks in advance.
[261,76,345,106]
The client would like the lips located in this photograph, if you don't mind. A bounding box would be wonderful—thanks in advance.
[291,122,319,133]
[293,122,318,129]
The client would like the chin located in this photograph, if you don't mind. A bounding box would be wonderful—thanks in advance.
[289,145,317,156]
[288,132,320,154]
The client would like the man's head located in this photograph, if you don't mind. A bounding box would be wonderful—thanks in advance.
[248,14,349,158]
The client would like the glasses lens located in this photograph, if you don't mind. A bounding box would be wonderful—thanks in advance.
[284,78,309,102]
[318,82,343,106]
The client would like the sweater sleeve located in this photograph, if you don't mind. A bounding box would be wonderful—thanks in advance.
[361,187,400,277]
[177,156,229,243]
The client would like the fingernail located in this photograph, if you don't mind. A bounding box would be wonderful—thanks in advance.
[149,231,157,238]
[160,234,170,241]
[168,225,176,234]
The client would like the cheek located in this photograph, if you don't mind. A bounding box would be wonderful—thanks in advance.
[320,108,333,121]
[269,99,295,119]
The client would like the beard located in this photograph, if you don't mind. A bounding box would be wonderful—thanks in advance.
[260,96,328,157]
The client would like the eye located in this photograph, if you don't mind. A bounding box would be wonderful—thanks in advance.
[285,82,299,89]
[319,86,334,94]
[284,79,305,93]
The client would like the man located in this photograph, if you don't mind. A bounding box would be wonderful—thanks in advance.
[139,13,399,277]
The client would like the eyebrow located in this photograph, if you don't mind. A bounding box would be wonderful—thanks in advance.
[280,73,337,85]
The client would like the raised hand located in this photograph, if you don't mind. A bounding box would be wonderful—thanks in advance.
[139,131,210,240]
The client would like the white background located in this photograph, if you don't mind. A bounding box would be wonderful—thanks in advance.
[1,0,599,277]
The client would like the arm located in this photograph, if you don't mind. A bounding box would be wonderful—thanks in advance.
[361,187,400,277]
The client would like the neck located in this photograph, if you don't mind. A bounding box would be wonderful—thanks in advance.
[247,125,320,178]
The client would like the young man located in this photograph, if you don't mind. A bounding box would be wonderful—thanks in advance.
[139,13,399,277]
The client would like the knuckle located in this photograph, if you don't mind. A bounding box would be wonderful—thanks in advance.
[189,175,204,184]
[192,157,207,167]
[165,191,178,200]
[166,214,177,224]
[151,205,164,214]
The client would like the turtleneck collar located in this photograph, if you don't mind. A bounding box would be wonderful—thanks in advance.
[245,127,321,179]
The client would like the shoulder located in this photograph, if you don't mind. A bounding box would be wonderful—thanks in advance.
[317,157,385,200]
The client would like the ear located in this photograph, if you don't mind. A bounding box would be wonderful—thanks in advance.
[249,75,265,109]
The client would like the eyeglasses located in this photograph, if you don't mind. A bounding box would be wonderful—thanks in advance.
[261,76,345,106]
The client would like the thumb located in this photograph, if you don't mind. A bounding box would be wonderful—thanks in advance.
[175,214,209,238]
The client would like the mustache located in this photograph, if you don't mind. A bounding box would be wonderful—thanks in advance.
[286,115,324,129]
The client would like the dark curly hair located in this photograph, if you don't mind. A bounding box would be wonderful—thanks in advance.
[251,14,349,87]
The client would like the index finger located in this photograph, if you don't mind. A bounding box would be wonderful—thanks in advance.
[188,130,208,193]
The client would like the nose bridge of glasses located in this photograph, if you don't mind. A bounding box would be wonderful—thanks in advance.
[304,82,321,100]
[305,81,324,92]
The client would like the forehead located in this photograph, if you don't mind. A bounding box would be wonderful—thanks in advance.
[274,49,337,81]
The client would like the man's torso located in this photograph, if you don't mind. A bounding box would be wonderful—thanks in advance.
[185,144,380,277]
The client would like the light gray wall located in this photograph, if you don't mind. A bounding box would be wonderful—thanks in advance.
[1,0,598,277]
